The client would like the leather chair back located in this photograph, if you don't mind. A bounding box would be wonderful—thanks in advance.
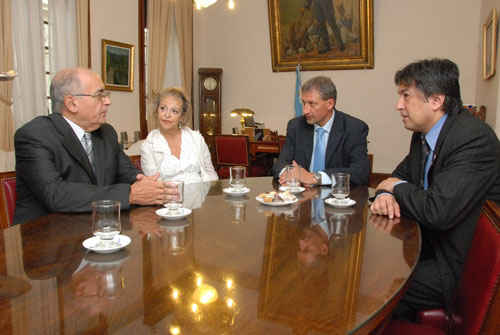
[214,135,250,178]
[449,200,500,334]
[129,155,142,171]
[383,200,500,335]
[0,171,17,229]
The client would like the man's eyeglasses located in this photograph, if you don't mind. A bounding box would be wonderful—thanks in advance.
[73,91,111,102]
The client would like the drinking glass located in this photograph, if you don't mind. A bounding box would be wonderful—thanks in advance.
[286,165,301,191]
[229,166,246,189]
[165,180,184,214]
[96,265,125,298]
[92,200,121,247]
[331,173,350,203]
[165,227,186,255]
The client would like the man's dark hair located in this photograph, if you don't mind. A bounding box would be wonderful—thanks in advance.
[395,58,462,115]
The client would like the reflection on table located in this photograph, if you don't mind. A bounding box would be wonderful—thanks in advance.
[0,177,420,334]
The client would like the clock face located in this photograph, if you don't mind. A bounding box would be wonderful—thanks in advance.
[203,77,218,91]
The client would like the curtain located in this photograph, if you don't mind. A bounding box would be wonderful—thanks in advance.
[10,0,47,129]
[162,12,182,91]
[173,0,193,128]
[0,0,14,151]
[147,0,172,132]
[76,0,89,68]
[49,0,78,76]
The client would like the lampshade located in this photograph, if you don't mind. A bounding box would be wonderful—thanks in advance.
[230,108,254,117]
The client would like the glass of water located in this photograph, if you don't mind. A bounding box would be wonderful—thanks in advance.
[331,173,350,203]
[92,200,121,247]
[164,180,184,214]
[229,166,246,190]
[286,165,301,191]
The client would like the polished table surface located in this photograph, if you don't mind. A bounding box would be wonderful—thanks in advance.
[0,177,420,335]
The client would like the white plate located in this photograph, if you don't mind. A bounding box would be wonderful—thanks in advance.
[156,207,192,220]
[223,187,250,196]
[256,196,298,207]
[279,186,306,194]
[82,235,131,254]
[325,198,356,208]
[85,249,131,266]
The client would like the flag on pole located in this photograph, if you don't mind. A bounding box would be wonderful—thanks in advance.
[294,64,302,117]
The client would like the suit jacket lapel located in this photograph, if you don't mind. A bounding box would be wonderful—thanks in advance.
[325,110,344,166]
[303,122,314,169]
[50,114,97,183]
[92,130,106,185]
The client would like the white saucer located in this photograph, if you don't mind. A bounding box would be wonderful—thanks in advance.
[223,187,250,196]
[85,249,131,266]
[279,186,306,194]
[256,196,298,207]
[158,217,192,229]
[325,198,356,208]
[82,235,131,254]
[156,207,192,220]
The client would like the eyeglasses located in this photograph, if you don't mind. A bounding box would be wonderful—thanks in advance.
[73,91,111,102]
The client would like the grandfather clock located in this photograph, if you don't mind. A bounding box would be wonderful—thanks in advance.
[198,68,222,156]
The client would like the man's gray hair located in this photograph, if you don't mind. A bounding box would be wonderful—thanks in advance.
[50,68,84,114]
[301,76,337,102]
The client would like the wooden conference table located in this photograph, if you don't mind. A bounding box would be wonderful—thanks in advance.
[0,177,420,335]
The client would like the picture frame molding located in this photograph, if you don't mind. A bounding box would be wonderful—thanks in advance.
[102,39,135,91]
[267,0,374,72]
[483,8,497,81]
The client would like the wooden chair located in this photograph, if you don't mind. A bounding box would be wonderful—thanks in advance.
[278,135,286,151]
[129,155,142,171]
[383,200,500,335]
[0,171,17,229]
[214,135,267,179]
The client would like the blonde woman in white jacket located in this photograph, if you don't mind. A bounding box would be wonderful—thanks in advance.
[141,87,218,185]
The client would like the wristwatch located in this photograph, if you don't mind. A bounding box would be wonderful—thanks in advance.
[313,172,322,186]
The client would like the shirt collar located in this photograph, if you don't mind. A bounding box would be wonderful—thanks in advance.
[314,109,335,133]
[424,113,448,151]
[62,115,86,140]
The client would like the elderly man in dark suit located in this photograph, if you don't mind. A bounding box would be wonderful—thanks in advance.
[14,67,172,224]
[370,58,500,322]
[272,75,370,187]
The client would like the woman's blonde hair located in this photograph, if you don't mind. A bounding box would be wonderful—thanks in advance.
[150,87,192,127]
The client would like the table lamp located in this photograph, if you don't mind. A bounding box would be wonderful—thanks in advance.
[230,108,254,130]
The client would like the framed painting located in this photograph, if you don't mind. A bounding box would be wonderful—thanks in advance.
[483,8,498,80]
[267,0,373,72]
[102,39,134,91]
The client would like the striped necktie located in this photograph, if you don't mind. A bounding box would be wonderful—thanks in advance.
[82,132,95,172]
[420,134,430,190]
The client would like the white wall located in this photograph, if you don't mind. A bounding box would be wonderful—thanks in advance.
[193,0,482,173]
[90,0,140,141]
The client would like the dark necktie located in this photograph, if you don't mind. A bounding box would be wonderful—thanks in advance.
[420,134,430,189]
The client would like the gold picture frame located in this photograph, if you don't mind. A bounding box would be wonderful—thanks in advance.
[102,39,134,91]
[483,8,498,80]
[267,0,373,72]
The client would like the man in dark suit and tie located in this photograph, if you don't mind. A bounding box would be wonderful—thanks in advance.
[272,75,370,186]
[14,67,172,224]
[370,58,500,321]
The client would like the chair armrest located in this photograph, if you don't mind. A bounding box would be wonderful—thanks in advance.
[417,309,446,331]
